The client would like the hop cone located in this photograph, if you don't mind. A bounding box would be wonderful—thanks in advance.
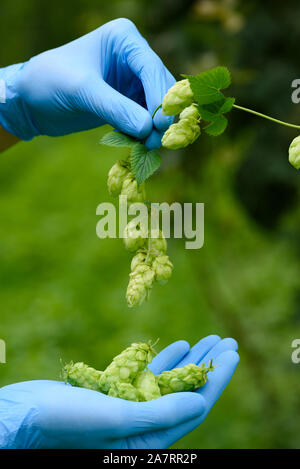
[150,230,167,253]
[162,118,200,150]
[152,254,173,285]
[289,135,300,169]
[123,219,148,252]
[121,172,146,203]
[179,103,200,122]
[126,272,149,307]
[99,342,156,393]
[157,360,214,395]
[130,250,148,271]
[62,361,102,392]
[108,382,142,402]
[134,368,161,401]
[107,160,129,197]
[162,79,194,116]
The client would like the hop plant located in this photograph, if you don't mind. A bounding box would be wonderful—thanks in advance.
[157,360,214,395]
[133,368,161,401]
[62,361,102,392]
[121,172,146,203]
[149,230,167,253]
[162,118,200,150]
[108,382,142,402]
[152,254,173,285]
[130,250,148,271]
[289,135,300,170]
[162,79,194,116]
[107,160,130,197]
[126,272,148,307]
[99,342,156,394]
[123,219,148,252]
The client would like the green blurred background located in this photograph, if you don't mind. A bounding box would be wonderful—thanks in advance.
[0,0,300,448]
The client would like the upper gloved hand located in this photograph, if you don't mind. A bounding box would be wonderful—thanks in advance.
[0,18,175,149]
[0,336,239,449]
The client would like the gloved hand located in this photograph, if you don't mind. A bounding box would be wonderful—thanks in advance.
[0,18,175,149]
[0,335,239,449]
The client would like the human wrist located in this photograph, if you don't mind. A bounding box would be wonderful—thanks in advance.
[0,63,38,141]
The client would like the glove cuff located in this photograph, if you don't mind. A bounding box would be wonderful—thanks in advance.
[0,63,39,141]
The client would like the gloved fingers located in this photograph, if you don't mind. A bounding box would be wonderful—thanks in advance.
[78,78,153,139]
[148,340,190,375]
[198,337,238,367]
[175,335,221,368]
[145,129,164,150]
[113,392,205,439]
[125,27,175,132]
[142,350,240,449]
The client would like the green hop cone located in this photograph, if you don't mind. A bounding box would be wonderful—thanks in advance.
[121,172,146,203]
[99,342,156,393]
[289,135,300,170]
[126,274,148,307]
[123,219,148,252]
[162,118,200,150]
[131,263,155,288]
[149,230,167,253]
[108,382,142,402]
[152,254,173,285]
[157,360,214,395]
[179,103,200,122]
[133,368,161,401]
[107,160,129,197]
[62,361,102,392]
[130,250,148,271]
[162,79,194,116]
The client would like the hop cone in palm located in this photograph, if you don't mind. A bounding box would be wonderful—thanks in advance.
[152,254,173,285]
[162,79,194,116]
[62,361,102,392]
[107,160,129,197]
[157,360,214,395]
[133,368,161,401]
[108,382,142,402]
[289,135,300,170]
[121,172,146,203]
[99,342,156,393]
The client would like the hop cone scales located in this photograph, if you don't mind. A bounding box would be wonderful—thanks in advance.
[62,361,102,392]
[157,360,214,395]
[99,342,157,393]
[108,382,142,402]
[134,368,161,401]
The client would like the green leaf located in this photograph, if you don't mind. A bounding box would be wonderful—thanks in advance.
[130,143,162,184]
[198,97,235,122]
[219,97,235,113]
[183,66,231,105]
[99,131,136,147]
[204,115,228,136]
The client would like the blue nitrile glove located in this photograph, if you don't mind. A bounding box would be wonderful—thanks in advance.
[0,336,239,449]
[0,18,175,150]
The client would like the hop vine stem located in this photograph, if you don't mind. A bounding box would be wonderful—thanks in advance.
[152,104,162,120]
[233,104,300,130]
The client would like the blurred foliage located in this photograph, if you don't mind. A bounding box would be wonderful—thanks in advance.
[1,0,300,449]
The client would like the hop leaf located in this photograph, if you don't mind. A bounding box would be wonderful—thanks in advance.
[289,135,300,170]
[130,143,162,185]
[99,131,136,148]
[183,67,231,106]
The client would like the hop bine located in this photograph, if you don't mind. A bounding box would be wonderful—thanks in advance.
[157,360,214,395]
[99,342,157,393]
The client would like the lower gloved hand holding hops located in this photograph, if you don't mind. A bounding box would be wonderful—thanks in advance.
[62,342,215,402]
